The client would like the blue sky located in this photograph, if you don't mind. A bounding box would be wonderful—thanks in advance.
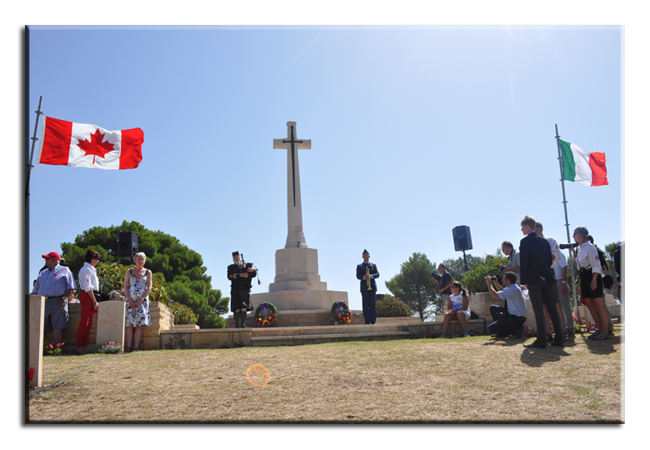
[25,26,623,313]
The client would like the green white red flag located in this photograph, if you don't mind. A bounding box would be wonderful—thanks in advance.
[36,116,144,170]
[559,139,608,187]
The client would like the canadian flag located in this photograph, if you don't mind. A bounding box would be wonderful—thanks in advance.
[36,116,144,170]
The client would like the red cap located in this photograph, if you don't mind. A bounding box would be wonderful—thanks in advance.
[42,252,61,260]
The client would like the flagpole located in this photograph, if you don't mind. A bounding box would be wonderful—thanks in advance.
[555,124,578,311]
[26,96,43,208]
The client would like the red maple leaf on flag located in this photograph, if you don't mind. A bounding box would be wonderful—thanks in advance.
[78,129,116,164]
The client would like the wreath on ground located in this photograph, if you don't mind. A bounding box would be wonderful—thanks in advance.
[255,302,277,326]
[332,300,351,324]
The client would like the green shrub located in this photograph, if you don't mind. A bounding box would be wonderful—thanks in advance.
[95,261,126,295]
[463,256,508,293]
[171,301,198,325]
[84,343,122,354]
[377,295,412,317]
[93,261,170,306]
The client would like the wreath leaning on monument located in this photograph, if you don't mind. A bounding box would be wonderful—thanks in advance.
[255,302,277,326]
[332,300,352,324]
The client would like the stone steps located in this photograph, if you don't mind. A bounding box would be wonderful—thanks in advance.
[251,330,411,347]
[251,323,411,337]
[158,319,488,350]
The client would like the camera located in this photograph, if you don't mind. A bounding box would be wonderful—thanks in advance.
[559,243,579,249]
[499,265,507,272]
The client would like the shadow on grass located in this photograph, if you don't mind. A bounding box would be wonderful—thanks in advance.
[578,333,622,355]
[482,336,526,347]
[520,346,570,367]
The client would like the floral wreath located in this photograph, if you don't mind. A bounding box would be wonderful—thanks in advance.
[255,302,277,326]
[332,300,351,324]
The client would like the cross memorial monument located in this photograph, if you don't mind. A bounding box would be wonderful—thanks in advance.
[250,122,349,318]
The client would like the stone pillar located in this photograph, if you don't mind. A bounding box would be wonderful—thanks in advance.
[575,305,595,327]
[467,292,499,322]
[142,301,175,350]
[96,301,126,351]
[27,294,45,387]
[524,296,537,331]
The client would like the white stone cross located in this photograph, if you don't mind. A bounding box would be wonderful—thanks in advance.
[273,121,311,249]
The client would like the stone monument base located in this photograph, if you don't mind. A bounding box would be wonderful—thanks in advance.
[250,289,348,311]
[227,308,365,328]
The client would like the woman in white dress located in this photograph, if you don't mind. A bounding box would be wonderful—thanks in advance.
[437,281,471,338]
[123,252,152,352]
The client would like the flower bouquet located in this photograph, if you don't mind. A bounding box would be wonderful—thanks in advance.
[43,342,64,356]
[573,315,584,333]
[255,302,277,326]
[332,300,351,324]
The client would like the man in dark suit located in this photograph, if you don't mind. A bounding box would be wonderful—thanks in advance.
[519,215,563,349]
[356,249,380,324]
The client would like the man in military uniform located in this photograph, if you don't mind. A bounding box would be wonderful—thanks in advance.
[356,249,380,324]
[227,251,257,328]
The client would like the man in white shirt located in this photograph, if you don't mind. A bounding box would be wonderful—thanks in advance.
[500,241,521,284]
[535,222,562,269]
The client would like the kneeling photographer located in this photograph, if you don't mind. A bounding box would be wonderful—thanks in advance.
[567,226,610,340]
[485,272,528,338]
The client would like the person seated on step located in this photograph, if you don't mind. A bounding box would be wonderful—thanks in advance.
[437,281,471,338]
[484,272,528,338]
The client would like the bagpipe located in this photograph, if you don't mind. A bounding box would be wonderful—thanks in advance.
[240,253,261,286]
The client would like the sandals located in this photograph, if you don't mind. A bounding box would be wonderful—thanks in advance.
[591,332,609,340]
[587,330,604,340]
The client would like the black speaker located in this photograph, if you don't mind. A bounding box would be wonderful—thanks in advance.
[452,226,472,251]
[118,231,139,258]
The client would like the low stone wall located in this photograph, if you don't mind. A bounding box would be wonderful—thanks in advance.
[142,301,174,350]
[160,329,251,349]
[467,291,579,333]
[376,316,422,324]
[468,292,501,322]
[174,324,200,330]
[409,319,487,338]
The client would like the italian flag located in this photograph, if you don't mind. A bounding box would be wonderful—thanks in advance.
[36,116,144,170]
[559,139,608,187]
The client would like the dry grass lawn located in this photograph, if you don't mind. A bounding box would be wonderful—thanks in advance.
[27,328,623,423]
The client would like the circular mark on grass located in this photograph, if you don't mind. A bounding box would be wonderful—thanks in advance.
[246,364,271,387]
